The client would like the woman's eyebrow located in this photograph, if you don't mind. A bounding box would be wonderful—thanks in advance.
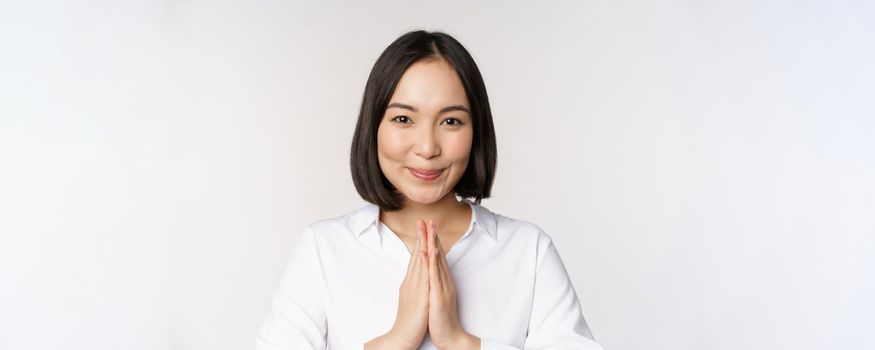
[387,102,470,114]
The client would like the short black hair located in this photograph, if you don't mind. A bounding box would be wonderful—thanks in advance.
[350,30,497,211]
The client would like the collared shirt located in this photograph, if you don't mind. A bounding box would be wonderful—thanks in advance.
[256,199,604,350]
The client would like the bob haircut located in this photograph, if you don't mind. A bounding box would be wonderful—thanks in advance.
[350,30,497,211]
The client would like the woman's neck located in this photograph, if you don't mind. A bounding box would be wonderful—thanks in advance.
[379,194,471,241]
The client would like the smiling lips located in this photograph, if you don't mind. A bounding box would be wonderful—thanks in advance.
[409,168,444,181]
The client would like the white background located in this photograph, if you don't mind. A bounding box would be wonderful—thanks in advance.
[1,1,873,349]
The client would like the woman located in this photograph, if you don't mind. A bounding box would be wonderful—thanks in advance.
[256,30,604,350]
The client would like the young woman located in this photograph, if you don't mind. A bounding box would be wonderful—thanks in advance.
[256,30,604,350]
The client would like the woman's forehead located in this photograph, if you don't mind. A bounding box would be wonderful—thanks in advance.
[388,59,469,111]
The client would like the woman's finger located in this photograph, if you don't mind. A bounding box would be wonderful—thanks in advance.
[420,220,432,283]
[418,219,429,256]
[431,220,448,267]
[405,221,423,277]
[419,250,429,285]
[416,219,428,251]
[428,219,442,287]
[429,246,441,290]
[426,219,435,256]
[434,233,451,290]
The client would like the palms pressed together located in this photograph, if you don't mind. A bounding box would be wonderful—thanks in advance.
[366,219,480,350]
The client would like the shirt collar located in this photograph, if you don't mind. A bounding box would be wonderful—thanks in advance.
[348,198,497,242]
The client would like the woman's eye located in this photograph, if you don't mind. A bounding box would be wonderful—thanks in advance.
[392,116,411,124]
[441,118,463,126]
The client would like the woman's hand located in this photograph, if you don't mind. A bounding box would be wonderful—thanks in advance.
[366,221,430,350]
[426,219,481,350]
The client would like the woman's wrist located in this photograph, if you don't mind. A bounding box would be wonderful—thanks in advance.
[364,329,417,350]
[364,335,407,350]
[437,331,480,350]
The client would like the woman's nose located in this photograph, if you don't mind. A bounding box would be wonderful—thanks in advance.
[414,128,440,159]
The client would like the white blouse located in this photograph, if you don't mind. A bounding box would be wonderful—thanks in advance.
[255,199,604,350]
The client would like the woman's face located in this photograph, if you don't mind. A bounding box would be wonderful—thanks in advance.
[377,58,474,205]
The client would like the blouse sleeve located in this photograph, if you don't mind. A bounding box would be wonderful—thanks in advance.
[256,228,328,350]
[481,235,605,350]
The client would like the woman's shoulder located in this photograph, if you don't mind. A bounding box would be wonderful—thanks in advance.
[476,202,555,246]
[484,206,559,270]
[299,202,379,240]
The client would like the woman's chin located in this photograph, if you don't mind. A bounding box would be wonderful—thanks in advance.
[403,191,446,205]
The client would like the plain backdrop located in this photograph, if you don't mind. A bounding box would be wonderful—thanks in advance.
[1,1,873,349]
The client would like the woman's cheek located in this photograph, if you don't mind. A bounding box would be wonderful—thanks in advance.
[447,133,473,160]
[378,129,405,160]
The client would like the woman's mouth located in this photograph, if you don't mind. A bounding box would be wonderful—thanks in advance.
[408,168,444,181]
